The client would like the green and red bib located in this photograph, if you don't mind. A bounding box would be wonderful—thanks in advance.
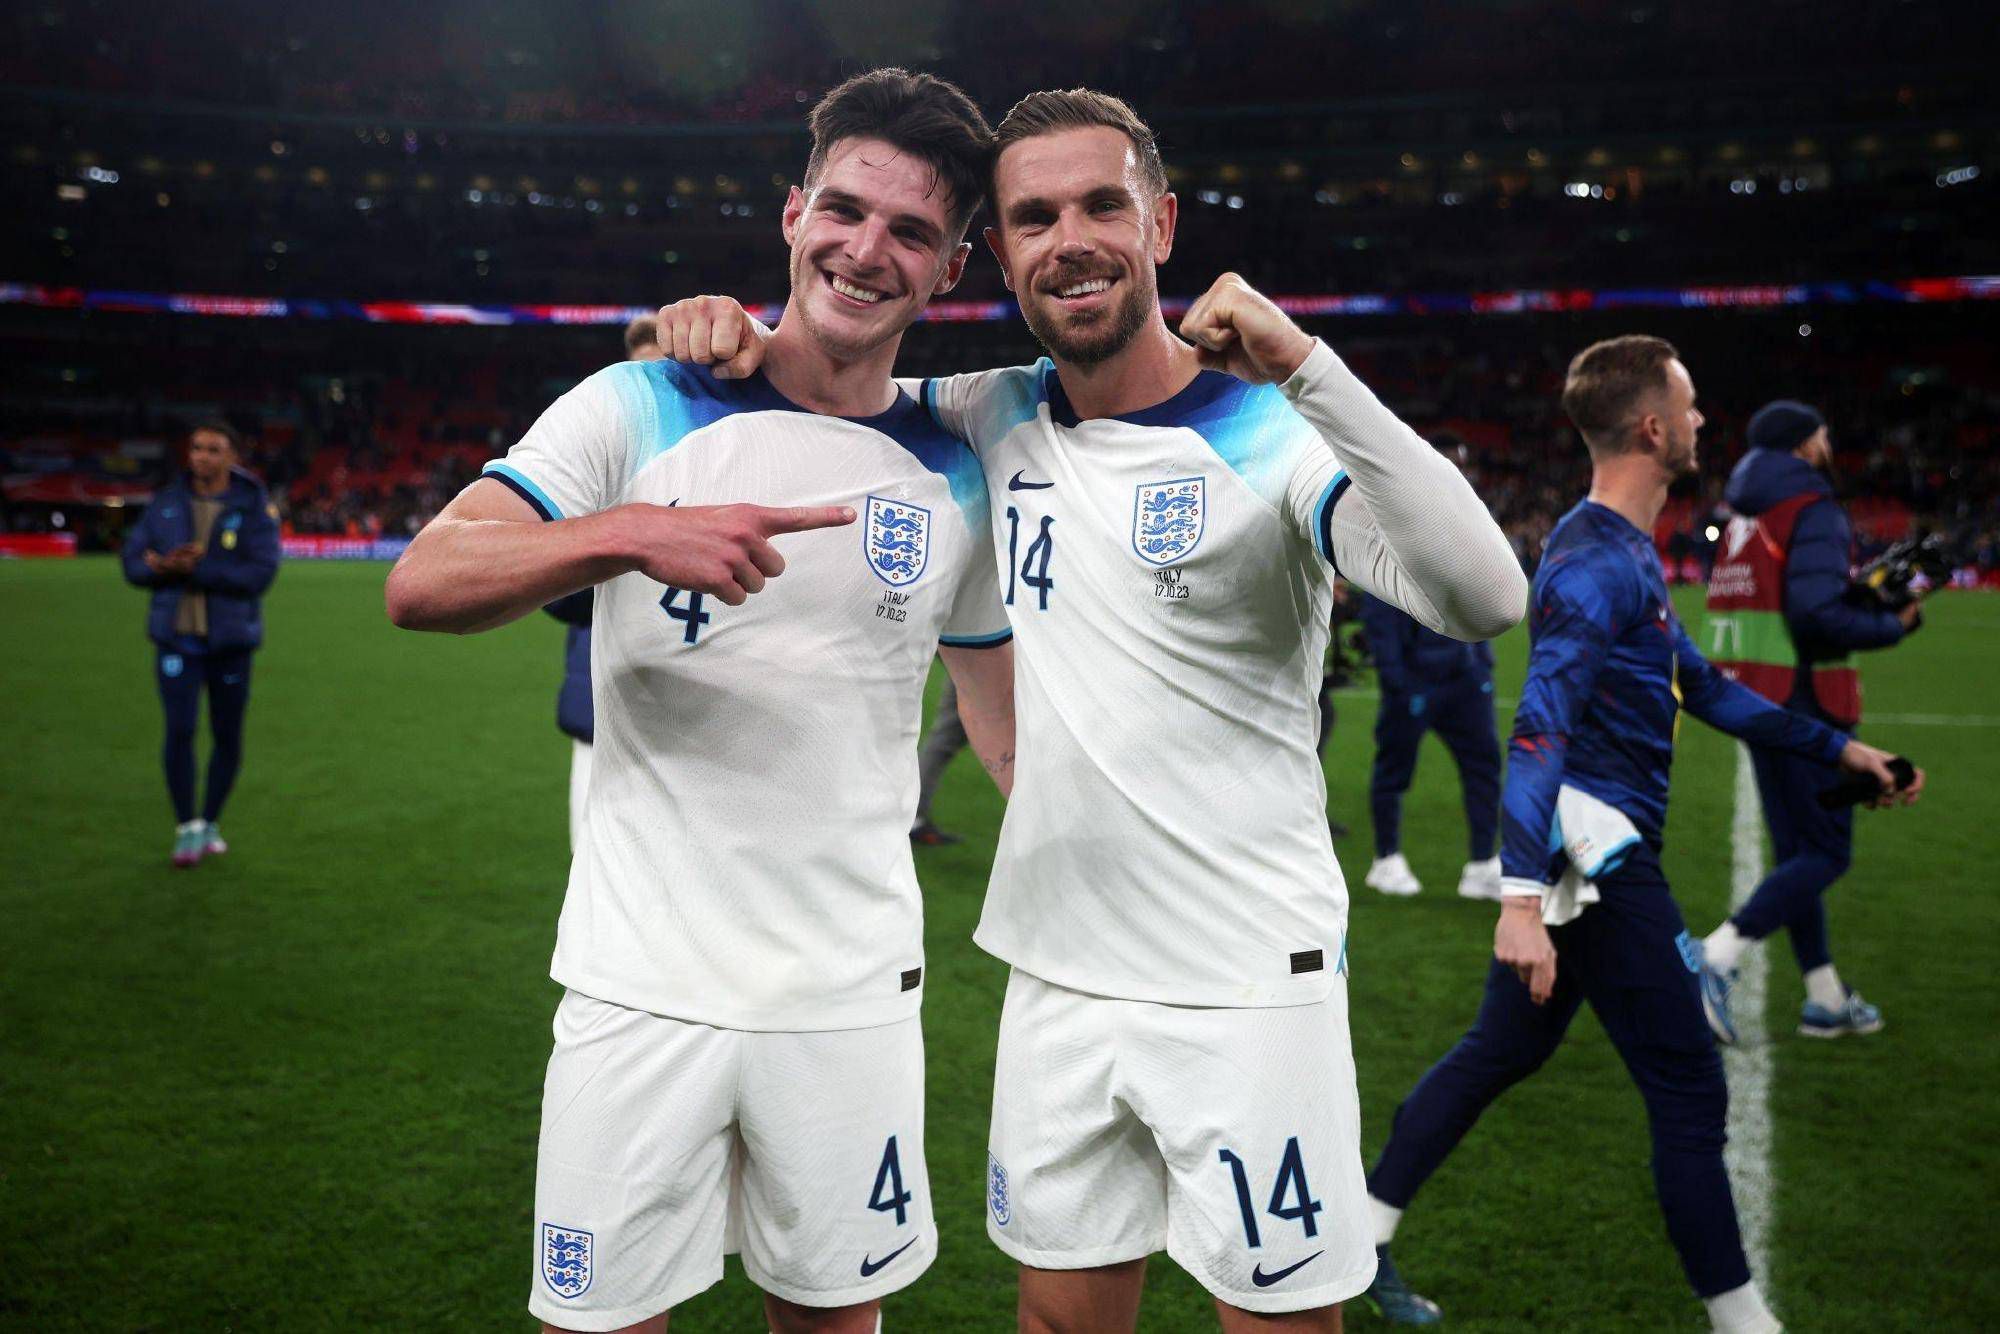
[1703,492,1861,726]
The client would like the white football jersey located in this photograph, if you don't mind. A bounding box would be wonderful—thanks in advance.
[485,360,1009,1032]
[923,355,1360,1008]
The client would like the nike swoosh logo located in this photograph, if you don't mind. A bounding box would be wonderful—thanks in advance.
[1008,471,1054,491]
[859,1237,918,1277]
[1251,1251,1323,1287]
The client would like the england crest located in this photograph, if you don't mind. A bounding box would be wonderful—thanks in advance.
[865,494,931,587]
[1133,476,1205,566]
[987,1153,1011,1226]
[542,1223,593,1300]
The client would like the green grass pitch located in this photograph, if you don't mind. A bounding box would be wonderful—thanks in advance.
[2,559,1994,1331]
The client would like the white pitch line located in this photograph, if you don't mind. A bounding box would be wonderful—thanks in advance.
[1724,743,1774,1283]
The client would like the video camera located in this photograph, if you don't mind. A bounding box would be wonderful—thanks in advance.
[1849,534,1951,611]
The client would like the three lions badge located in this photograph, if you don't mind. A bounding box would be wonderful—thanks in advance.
[1133,477,1205,566]
[865,495,931,587]
[542,1223,593,1299]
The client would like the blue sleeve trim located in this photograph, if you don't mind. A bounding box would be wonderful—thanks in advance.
[921,377,945,432]
[1312,471,1352,571]
[939,628,1014,649]
[482,463,563,521]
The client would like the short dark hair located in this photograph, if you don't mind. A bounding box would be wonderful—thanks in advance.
[803,68,993,235]
[188,419,243,452]
[624,314,659,356]
[993,88,1168,200]
[1560,335,1680,456]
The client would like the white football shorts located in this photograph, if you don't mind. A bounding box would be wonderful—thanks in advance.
[985,968,1376,1314]
[529,990,935,1329]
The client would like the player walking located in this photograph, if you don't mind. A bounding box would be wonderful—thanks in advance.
[389,70,1015,1333]
[659,88,1525,1332]
[1357,592,1503,901]
[1359,337,1920,1334]
[121,421,281,867]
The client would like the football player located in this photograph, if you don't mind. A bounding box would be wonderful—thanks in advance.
[656,88,1525,1332]
[389,70,1014,1334]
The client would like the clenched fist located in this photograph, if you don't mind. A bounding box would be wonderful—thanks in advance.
[1177,273,1317,385]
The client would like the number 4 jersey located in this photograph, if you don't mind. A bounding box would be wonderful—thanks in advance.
[484,360,1009,1032]
[922,342,1465,1008]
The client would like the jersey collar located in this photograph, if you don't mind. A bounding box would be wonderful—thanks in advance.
[1044,362,1243,430]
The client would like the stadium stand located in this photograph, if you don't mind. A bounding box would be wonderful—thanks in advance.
[2,0,1993,572]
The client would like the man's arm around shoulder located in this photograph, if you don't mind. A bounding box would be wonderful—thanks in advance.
[940,641,1016,798]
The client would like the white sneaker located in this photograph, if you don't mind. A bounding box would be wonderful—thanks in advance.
[1365,853,1423,897]
[1457,857,1502,901]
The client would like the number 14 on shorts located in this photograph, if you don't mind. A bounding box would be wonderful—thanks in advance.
[1218,1136,1323,1247]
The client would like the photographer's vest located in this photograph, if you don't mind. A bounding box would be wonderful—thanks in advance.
[1704,492,1861,726]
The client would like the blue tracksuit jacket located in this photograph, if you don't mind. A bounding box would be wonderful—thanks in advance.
[120,468,282,651]
[1501,501,1847,887]
[545,589,594,744]
[1361,592,1494,695]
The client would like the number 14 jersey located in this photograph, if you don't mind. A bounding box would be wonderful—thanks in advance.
[922,352,1364,1009]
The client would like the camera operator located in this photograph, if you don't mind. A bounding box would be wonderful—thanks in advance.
[1699,400,1922,1042]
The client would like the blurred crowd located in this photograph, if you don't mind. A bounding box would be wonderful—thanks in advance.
[5,309,1995,580]
[4,0,1991,576]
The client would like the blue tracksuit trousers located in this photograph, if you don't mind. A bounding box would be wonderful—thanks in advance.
[1366,844,1750,1299]
[1370,679,1501,861]
[1730,739,1851,974]
[155,638,254,825]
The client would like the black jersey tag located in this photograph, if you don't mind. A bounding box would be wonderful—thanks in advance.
[900,968,923,992]
[1290,949,1324,975]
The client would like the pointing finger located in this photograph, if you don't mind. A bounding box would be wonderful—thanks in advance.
[756,504,857,535]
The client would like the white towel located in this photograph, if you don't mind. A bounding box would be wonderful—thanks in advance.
[1541,785,1643,927]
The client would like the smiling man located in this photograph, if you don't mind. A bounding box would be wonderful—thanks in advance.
[387,70,1016,1334]
[658,87,1526,1332]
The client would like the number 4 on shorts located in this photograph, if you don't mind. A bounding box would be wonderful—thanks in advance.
[868,1135,912,1226]
[1218,1136,1323,1248]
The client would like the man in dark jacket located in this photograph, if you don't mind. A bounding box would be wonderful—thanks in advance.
[1358,591,1503,901]
[1698,400,1920,1041]
[544,589,594,849]
[121,421,282,866]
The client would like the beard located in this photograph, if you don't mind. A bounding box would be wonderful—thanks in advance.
[1667,431,1700,478]
[1020,267,1153,367]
